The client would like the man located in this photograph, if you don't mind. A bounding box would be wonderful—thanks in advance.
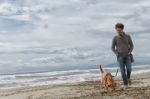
[112,23,134,87]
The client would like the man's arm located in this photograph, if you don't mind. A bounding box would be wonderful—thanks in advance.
[111,36,117,54]
[128,35,134,52]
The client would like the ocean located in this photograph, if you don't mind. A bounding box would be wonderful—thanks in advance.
[0,64,150,89]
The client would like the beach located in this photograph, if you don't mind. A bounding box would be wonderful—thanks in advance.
[1,0,150,99]
[0,72,150,99]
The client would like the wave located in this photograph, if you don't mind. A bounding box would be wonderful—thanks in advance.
[0,64,150,89]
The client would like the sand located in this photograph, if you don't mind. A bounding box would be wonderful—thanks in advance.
[0,72,150,99]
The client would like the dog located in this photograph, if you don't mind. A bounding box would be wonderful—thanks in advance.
[99,65,116,90]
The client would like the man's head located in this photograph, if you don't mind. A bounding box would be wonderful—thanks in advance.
[115,23,124,36]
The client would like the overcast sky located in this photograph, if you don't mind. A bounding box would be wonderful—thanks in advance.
[0,0,150,74]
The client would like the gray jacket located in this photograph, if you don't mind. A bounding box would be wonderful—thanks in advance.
[112,33,134,56]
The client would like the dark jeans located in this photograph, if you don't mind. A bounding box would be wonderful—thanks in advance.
[117,54,132,85]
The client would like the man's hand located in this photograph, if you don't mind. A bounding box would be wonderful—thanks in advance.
[128,52,131,55]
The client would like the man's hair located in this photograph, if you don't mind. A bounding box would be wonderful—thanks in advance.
[115,23,124,29]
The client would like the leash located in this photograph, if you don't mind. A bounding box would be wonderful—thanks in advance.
[115,69,119,76]
[114,68,119,77]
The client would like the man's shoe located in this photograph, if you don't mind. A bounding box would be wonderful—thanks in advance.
[128,79,132,85]
[120,85,128,90]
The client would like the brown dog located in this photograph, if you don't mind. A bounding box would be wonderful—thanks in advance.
[99,65,116,90]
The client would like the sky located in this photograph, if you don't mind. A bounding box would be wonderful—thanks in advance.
[0,0,150,74]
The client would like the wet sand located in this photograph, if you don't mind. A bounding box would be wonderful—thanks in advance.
[0,72,150,99]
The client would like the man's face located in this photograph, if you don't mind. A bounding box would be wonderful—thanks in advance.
[115,28,124,36]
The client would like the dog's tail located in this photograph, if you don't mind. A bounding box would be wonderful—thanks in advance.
[99,65,105,73]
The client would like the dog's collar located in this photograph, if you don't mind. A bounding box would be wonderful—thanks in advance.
[104,72,111,81]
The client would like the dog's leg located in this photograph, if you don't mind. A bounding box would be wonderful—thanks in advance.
[105,84,109,91]
[101,78,104,84]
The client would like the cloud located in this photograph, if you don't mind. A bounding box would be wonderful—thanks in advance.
[0,0,150,74]
[0,2,17,15]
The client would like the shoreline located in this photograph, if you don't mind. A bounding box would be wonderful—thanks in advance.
[1,65,150,90]
[0,72,150,99]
